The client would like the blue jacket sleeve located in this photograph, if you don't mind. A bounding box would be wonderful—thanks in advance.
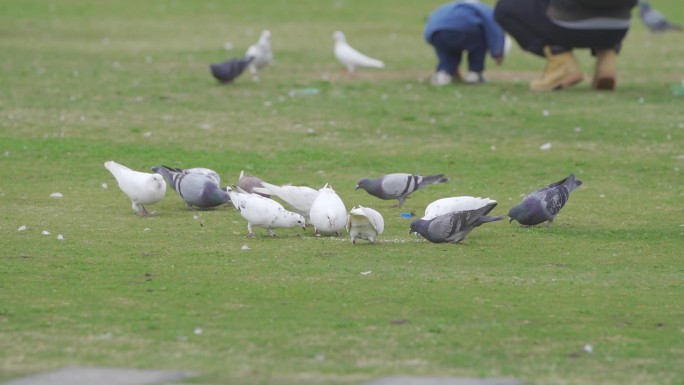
[473,4,505,58]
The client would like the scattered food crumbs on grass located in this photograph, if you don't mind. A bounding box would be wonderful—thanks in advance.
[50,192,63,198]
[42,230,50,235]
[101,183,108,189]
[144,228,151,231]
[360,271,372,276]
[540,143,552,151]
[241,245,250,250]
[542,110,550,116]
[584,344,594,353]
[57,234,64,240]
[193,327,203,335]
[18,225,28,232]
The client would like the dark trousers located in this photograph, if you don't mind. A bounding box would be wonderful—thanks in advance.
[494,0,629,57]
[429,29,487,74]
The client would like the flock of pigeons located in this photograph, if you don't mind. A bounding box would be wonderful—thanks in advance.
[210,29,384,83]
[104,161,583,245]
[208,0,680,84]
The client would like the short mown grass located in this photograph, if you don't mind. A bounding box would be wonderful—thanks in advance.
[1,1,682,384]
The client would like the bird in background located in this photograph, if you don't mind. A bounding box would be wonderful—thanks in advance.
[237,170,270,197]
[508,173,583,227]
[309,184,347,236]
[346,205,385,244]
[104,160,166,216]
[245,29,273,79]
[410,202,504,244]
[333,31,385,73]
[356,173,449,207]
[210,56,255,84]
[226,186,306,237]
[151,165,230,209]
[638,1,681,33]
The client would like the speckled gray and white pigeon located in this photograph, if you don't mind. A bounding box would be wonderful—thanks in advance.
[105,161,166,216]
[226,186,306,237]
[356,173,449,207]
[152,165,230,209]
[508,173,582,226]
[639,1,681,33]
[409,202,504,244]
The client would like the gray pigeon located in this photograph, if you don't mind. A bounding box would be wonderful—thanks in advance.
[237,170,270,198]
[152,165,230,209]
[639,1,681,33]
[356,173,449,207]
[210,56,255,83]
[409,202,504,244]
[508,173,582,226]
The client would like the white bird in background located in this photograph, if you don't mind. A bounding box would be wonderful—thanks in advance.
[252,182,320,223]
[309,184,347,236]
[346,205,385,244]
[104,160,166,216]
[422,196,498,220]
[226,187,306,237]
[333,31,385,73]
[245,29,273,78]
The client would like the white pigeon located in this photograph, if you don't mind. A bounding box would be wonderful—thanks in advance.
[104,160,166,216]
[251,182,319,223]
[422,196,498,220]
[245,30,273,77]
[346,205,385,244]
[226,187,306,237]
[333,31,385,73]
[309,184,347,235]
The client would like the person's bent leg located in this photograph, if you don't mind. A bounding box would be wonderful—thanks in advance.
[530,46,584,91]
[464,31,487,83]
[494,0,555,57]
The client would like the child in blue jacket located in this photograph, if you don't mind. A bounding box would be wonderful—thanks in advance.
[425,0,505,85]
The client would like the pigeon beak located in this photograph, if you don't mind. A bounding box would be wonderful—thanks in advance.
[355,185,360,190]
[508,217,513,223]
[302,225,307,231]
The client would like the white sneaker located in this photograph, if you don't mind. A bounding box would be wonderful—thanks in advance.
[464,71,485,84]
[431,71,452,86]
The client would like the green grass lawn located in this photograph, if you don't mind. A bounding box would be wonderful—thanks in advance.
[1,1,683,384]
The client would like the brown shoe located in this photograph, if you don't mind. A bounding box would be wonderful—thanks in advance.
[593,49,617,90]
[530,46,584,91]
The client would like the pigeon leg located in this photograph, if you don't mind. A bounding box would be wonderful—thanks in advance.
[137,205,156,217]
[268,229,277,237]
[247,223,255,237]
